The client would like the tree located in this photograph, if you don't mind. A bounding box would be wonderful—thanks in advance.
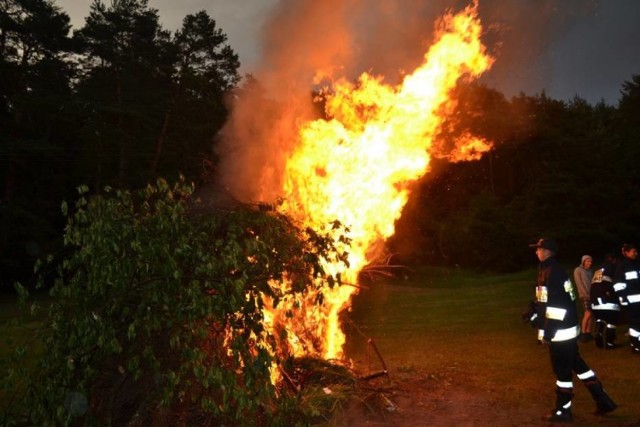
[618,74,640,122]
[0,0,75,289]
[151,10,240,180]
[5,177,349,425]
[72,0,174,188]
[392,84,640,271]
[617,73,640,180]
[72,2,241,189]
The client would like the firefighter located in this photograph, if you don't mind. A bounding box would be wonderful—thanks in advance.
[613,243,640,354]
[590,253,620,349]
[527,238,616,422]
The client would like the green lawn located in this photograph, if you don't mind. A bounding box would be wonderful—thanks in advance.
[1,290,48,417]
[344,267,639,425]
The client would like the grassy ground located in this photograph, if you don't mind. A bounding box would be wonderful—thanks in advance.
[0,290,49,418]
[0,290,40,358]
[2,268,639,425]
[342,266,640,426]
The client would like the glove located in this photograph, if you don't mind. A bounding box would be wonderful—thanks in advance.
[521,300,538,327]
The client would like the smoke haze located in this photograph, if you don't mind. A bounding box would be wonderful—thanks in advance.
[215,0,628,203]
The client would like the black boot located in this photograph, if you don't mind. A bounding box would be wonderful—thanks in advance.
[605,326,617,349]
[545,387,573,423]
[594,320,604,348]
[585,380,617,416]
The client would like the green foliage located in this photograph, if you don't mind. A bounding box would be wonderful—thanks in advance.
[4,177,348,425]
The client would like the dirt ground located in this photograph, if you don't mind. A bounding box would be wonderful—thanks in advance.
[334,366,636,427]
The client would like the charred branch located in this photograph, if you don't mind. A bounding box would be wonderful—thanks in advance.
[359,253,416,281]
[358,370,388,381]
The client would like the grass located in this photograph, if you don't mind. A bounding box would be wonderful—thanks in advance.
[0,290,49,418]
[2,268,639,425]
[343,266,640,425]
[1,291,38,359]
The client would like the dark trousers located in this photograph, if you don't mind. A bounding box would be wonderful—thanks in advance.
[549,338,594,385]
[625,304,640,349]
[548,338,617,415]
[592,309,620,325]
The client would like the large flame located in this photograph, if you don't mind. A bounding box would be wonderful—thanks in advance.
[263,3,493,361]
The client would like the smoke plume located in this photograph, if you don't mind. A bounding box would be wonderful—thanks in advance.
[215,0,601,203]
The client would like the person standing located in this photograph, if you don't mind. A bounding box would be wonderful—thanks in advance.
[527,238,616,422]
[574,255,594,342]
[613,243,640,354]
[591,253,620,349]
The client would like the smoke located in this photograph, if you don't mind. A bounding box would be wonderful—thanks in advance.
[475,0,601,99]
[215,0,602,203]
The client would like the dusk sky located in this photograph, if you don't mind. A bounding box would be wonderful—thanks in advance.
[55,0,640,106]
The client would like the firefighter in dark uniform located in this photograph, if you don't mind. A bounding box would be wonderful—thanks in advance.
[613,243,640,354]
[527,238,617,422]
[591,253,620,349]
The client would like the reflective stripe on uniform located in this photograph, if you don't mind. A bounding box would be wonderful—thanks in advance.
[613,282,626,292]
[577,370,596,380]
[536,286,548,303]
[627,294,640,303]
[629,328,640,338]
[551,325,580,342]
[556,380,573,389]
[546,306,567,320]
[625,271,639,280]
[592,302,620,311]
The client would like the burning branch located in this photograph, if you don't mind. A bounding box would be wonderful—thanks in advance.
[278,365,301,393]
[359,253,416,281]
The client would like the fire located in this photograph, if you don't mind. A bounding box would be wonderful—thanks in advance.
[439,132,493,162]
[263,3,493,361]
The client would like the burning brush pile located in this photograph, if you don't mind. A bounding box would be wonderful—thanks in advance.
[215,0,495,421]
[260,1,493,372]
[235,0,495,421]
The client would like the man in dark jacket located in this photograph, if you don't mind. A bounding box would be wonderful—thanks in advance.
[528,238,617,422]
[591,253,620,349]
[613,243,640,353]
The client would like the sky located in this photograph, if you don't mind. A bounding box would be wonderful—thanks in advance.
[54,0,640,106]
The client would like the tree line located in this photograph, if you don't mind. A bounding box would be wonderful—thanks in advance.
[1,0,240,289]
[390,77,640,272]
[2,0,640,290]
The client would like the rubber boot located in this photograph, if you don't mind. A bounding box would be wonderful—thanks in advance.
[604,326,617,349]
[585,380,617,416]
[545,387,573,423]
[594,320,604,349]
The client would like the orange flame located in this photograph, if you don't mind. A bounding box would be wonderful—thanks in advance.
[264,3,493,361]
[438,132,493,162]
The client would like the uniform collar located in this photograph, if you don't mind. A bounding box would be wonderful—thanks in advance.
[540,256,557,268]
